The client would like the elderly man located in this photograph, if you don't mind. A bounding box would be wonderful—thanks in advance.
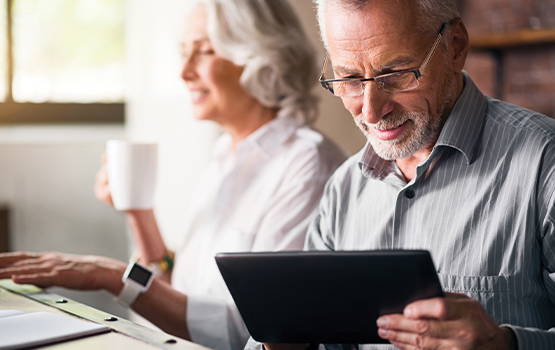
[245,0,555,349]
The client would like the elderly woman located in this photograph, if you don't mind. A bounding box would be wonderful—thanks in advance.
[0,1,346,350]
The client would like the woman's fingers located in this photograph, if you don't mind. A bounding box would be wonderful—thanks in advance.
[94,153,114,206]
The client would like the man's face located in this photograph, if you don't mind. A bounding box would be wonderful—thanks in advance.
[325,0,456,160]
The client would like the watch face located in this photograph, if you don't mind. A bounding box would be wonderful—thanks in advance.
[128,263,152,287]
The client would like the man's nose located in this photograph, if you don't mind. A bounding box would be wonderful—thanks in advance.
[361,81,394,124]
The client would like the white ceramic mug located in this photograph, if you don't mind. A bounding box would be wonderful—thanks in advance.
[106,140,158,211]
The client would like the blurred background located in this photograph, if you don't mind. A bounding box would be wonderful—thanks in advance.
[0,0,553,322]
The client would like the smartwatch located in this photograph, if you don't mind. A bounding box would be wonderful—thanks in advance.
[115,261,154,307]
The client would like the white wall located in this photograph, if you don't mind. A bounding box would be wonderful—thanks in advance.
[0,125,131,317]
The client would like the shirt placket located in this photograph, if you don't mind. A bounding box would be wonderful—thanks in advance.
[391,148,441,248]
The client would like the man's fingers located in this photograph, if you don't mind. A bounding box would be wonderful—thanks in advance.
[378,316,468,349]
[378,327,441,349]
[378,314,430,334]
[378,294,508,350]
[403,294,473,320]
[378,314,464,337]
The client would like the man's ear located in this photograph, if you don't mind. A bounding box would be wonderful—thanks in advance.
[448,17,470,73]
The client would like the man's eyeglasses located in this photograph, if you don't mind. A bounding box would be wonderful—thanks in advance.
[319,23,447,97]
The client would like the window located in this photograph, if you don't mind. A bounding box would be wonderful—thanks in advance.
[0,0,125,124]
[0,2,6,102]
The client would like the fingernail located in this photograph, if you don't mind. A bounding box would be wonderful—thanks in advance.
[378,329,389,337]
[404,307,412,318]
[376,317,388,328]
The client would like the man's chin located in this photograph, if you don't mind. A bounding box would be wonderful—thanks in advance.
[368,137,415,161]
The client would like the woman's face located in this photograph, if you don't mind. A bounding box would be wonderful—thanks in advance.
[180,5,253,124]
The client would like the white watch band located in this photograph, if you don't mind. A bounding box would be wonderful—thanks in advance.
[115,262,154,307]
[116,280,143,307]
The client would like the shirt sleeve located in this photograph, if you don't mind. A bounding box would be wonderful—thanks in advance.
[504,325,555,349]
[305,166,348,252]
[187,143,345,350]
[244,337,264,350]
[509,144,555,349]
[187,294,250,350]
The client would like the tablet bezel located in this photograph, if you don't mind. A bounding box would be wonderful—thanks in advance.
[216,250,444,344]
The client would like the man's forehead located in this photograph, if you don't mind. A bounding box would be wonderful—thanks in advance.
[325,0,423,69]
[325,0,418,44]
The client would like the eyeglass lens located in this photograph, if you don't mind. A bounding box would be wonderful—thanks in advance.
[377,72,419,92]
[328,71,419,97]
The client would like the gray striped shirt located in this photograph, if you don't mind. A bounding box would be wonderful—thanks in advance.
[304,73,555,349]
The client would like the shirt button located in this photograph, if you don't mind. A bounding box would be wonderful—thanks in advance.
[405,189,415,199]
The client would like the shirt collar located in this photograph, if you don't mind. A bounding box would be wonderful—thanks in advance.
[434,72,487,165]
[358,71,488,178]
[212,117,301,160]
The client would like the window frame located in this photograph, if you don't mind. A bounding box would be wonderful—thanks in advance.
[0,0,124,125]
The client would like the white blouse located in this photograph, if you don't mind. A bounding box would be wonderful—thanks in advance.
[171,117,347,350]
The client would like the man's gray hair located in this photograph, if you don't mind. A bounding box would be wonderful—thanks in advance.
[200,0,319,124]
[313,0,460,50]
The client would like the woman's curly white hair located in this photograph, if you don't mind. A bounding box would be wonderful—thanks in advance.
[198,0,320,125]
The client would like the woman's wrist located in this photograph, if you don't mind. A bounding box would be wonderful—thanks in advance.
[95,257,127,295]
[125,208,155,220]
[124,209,167,262]
[130,249,175,277]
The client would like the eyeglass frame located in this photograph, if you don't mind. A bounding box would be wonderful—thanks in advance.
[319,22,448,96]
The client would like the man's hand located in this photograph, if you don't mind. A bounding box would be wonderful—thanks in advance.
[376,292,517,350]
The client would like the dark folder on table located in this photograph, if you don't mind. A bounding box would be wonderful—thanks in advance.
[216,250,444,344]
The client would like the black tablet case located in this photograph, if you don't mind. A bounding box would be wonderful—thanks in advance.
[215,250,444,344]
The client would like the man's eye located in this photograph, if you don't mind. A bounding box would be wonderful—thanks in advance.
[337,75,361,80]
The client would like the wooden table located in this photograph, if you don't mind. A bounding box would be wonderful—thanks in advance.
[0,279,209,350]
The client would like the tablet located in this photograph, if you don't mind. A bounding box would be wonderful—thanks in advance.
[215,250,444,344]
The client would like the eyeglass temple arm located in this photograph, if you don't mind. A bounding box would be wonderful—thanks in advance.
[320,54,329,80]
[417,23,447,77]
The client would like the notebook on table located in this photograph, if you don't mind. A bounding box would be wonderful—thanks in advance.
[0,310,110,349]
[215,250,444,344]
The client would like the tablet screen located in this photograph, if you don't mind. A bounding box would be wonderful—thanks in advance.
[216,250,444,344]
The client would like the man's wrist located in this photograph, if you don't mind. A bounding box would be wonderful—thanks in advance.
[261,344,317,350]
[500,326,518,350]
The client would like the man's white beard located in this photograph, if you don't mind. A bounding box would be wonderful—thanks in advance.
[355,72,456,161]
[356,110,442,160]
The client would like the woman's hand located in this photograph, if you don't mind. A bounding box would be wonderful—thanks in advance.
[0,251,127,295]
[94,152,114,207]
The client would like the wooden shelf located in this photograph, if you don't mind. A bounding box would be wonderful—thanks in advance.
[0,102,124,124]
[470,28,555,51]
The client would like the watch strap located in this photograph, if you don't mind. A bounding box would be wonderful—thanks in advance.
[115,280,143,307]
[115,261,154,307]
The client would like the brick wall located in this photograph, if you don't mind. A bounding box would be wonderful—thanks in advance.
[461,0,555,118]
